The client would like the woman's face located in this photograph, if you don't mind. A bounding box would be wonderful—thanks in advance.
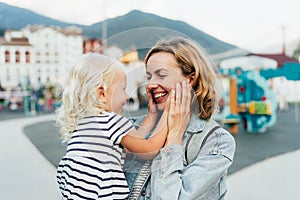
[146,52,187,111]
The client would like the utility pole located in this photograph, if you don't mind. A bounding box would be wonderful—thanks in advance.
[282,26,286,55]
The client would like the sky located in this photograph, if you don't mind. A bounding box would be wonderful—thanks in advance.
[2,0,300,55]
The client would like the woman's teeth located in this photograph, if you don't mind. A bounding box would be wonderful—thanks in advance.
[154,93,167,99]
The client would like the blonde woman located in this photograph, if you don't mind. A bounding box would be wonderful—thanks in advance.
[125,37,236,200]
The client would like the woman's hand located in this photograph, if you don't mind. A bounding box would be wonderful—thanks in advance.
[165,80,192,146]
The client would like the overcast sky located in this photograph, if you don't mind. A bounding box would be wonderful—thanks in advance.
[2,0,300,54]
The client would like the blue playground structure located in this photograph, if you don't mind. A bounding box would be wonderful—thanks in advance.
[217,62,300,133]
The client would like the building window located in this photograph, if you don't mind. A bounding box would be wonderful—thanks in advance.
[5,51,10,63]
[25,51,30,63]
[15,51,20,63]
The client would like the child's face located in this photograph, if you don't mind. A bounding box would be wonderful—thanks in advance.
[105,70,129,114]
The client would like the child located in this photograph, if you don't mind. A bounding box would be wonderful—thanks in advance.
[55,53,171,200]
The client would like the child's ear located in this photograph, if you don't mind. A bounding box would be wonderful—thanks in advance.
[97,86,106,98]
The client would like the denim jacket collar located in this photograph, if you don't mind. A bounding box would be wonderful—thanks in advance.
[186,114,206,134]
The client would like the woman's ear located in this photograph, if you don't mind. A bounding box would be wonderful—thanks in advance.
[188,72,195,85]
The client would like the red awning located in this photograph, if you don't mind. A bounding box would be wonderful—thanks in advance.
[250,53,298,67]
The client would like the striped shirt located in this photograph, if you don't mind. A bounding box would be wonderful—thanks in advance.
[57,112,134,200]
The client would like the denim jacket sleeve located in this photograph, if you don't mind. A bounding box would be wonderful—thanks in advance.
[150,128,236,200]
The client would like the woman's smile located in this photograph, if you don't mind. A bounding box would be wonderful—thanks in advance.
[152,90,169,104]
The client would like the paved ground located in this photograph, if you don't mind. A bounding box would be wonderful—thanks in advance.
[226,149,300,200]
[228,104,300,174]
[0,114,61,200]
[1,104,299,199]
[23,105,300,174]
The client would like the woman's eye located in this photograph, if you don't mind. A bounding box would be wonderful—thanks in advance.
[158,74,166,78]
[146,76,151,80]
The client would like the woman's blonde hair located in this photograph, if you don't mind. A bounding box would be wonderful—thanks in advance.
[55,53,124,142]
[145,37,218,120]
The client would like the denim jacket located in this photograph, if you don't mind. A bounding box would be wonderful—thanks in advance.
[124,114,236,200]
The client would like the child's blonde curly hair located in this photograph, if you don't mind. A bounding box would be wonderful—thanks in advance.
[55,53,125,142]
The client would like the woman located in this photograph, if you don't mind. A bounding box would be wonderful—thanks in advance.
[125,37,236,200]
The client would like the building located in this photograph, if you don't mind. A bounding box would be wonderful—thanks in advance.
[23,25,83,86]
[83,38,104,54]
[250,53,298,67]
[0,30,35,88]
[0,25,83,88]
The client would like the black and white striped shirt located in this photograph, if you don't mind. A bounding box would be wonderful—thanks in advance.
[57,112,134,200]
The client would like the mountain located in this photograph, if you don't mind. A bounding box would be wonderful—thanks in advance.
[0,2,77,29]
[0,2,248,59]
[83,10,245,56]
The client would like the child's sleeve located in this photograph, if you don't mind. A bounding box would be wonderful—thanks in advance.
[108,114,134,145]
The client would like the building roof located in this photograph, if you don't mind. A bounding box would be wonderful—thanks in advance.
[25,25,82,36]
[0,37,31,46]
[250,53,298,67]
[220,55,278,70]
[60,26,82,35]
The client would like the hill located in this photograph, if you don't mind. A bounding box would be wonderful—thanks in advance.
[83,10,245,56]
[0,2,73,29]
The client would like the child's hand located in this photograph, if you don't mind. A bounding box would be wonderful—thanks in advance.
[146,86,159,119]
[165,80,192,145]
